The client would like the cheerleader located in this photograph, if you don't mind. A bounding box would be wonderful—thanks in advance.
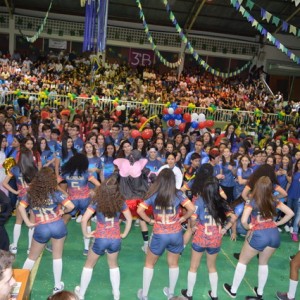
[181,177,237,300]
[137,169,195,300]
[224,176,294,299]
[2,149,38,254]
[20,167,74,294]
[59,153,100,255]
[74,175,132,300]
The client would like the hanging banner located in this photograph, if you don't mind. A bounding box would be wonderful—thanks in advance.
[49,39,67,49]
[129,48,154,66]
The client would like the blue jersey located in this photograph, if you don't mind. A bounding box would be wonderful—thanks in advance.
[57,150,76,167]
[146,159,162,173]
[220,161,237,187]
[88,202,128,239]
[9,166,28,201]
[20,190,70,224]
[100,156,115,179]
[87,156,101,188]
[288,172,300,199]
[73,137,84,153]
[277,168,289,190]
[140,190,190,234]
[234,167,253,198]
[40,150,54,167]
[61,171,92,201]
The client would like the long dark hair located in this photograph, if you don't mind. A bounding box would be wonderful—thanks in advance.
[144,168,177,210]
[37,137,50,154]
[251,176,276,219]
[18,148,38,183]
[202,177,228,226]
[61,136,77,161]
[133,136,147,158]
[294,158,300,173]
[62,153,89,176]
[247,164,278,190]
[191,163,214,196]
[117,140,131,158]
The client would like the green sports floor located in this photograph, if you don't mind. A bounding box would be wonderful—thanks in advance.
[6,217,300,300]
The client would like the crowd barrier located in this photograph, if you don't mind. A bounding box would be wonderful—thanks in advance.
[1,91,299,125]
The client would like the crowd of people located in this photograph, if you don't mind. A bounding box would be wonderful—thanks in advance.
[0,50,300,300]
[0,51,299,117]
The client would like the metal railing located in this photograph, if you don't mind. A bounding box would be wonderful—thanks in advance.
[2,91,299,125]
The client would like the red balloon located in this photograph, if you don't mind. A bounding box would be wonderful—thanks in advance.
[140,116,148,124]
[137,122,142,129]
[198,122,206,129]
[131,130,141,139]
[141,129,153,140]
[113,102,118,107]
[163,108,169,115]
[183,113,191,122]
[115,111,122,116]
[178,123,186,132]
[168,120,175,127]
[174,107,183,115]
[206,120,214,128]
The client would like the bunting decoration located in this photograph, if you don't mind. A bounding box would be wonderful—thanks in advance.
[244,0,300,37]
[19,0,53,43]
[230,0,300,64]
[83,0,109,53]
[160,0,252,78]
[136,0,183,68]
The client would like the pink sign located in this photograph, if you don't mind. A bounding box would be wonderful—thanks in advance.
[129,48,154,67]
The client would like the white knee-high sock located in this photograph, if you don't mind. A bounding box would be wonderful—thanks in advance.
[79,267,93,298]
[168,267,179,295]
[83,226,91,250]
[257,265,268,296]
[187,271,197,296]
[110,267,120,300]
[209,272,218,298]
[23,258,35,270]
[13,224,21,246]
[142,267,154,297]
[288,279,298,299]
[28,228,34,249]
[53,259,63,288]
[231,263,247,293]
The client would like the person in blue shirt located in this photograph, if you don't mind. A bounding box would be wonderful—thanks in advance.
[234,155,253,201]
[137,169,195,300]
[75,175,132,300]
[219,147,237,203]
[100,144,116,182]
[146,147,163,173]
[105,123,122,150]
[55,136,77,179]
[19,167,74,295]
[37,138,55,168]
[288,159,300,242]
[184,139,205,169]
[68,124,84,153]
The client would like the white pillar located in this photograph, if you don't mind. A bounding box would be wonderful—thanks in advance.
[8,15,15,55]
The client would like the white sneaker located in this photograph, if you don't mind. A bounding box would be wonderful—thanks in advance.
[9,244,17,254]
[284,225,290,232]
[163,287,174,300]
[91,216,97,223]
[74,286,84,300]
[141,244,148,254]
[134,219,140,227]
[76,215,83,223]
[278,227,282,232]
[290,227,294,233]
[53,282,64,295]
[137,289,148,300]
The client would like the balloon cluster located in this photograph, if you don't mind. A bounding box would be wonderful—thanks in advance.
[254,108,263,118]
[277,111,286,121]
[162,103,215,132]
[67,93,77,102]
[112,98,126,116]
[207,104,217,113]
[91,95,100,105]
[131,128,153,140]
